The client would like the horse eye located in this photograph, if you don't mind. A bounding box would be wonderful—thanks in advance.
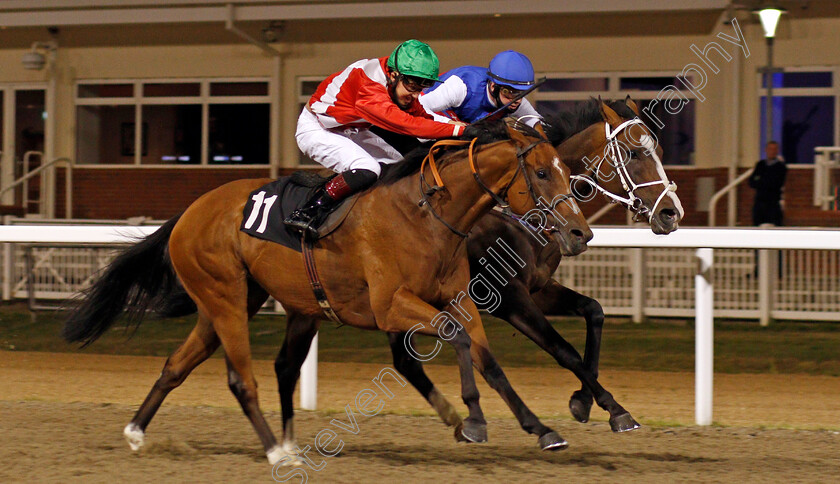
[629,151,639,160]
[536,169,548,179]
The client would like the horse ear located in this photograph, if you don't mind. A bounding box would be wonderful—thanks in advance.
[599,101,623,127]
[534,122,548,139]
[624,95,640,116]
[506,124,529,145]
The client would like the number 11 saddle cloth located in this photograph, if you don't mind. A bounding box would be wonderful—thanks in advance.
[240,171,359,252]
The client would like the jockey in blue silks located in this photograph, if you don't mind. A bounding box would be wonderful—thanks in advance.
[419,50,542,126]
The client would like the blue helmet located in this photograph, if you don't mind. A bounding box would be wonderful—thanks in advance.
[487,50,535,90]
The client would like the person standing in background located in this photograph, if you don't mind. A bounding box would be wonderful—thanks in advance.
[749,140,787,226]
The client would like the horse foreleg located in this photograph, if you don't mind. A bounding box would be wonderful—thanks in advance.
[376,287,486,443]
[124,313,219,451]
[387,332,462,428]
[272,311,319,466]
[531,280,605,423]
[504,280,638,432]
[464,314,568,451]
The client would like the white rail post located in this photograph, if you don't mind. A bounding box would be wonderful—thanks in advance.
[1,242,10,301]
[758,249,773,326]
[757,223,776,326]
[631,247,645,323]
[299,332,318,410]
[695,248,714,426]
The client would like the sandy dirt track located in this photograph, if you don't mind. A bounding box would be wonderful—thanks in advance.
[1,351,839,483]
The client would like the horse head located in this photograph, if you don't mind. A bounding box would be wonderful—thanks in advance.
[547,97,684,235]
[503,123,592,256]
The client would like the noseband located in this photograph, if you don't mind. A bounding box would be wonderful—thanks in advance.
[569,118,677,222]
[418,135,560,238]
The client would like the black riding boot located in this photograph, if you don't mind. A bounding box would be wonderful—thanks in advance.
[284,168,378,240]
[284,187,337,240]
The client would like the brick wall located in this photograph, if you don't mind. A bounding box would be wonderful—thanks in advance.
[552,165,840,228]
[670,165,840,228]
[49,165,840,226]
[70,167,282,219]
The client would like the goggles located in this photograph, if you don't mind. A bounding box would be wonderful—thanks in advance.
[498,85,526,99]
[400,75,435,93]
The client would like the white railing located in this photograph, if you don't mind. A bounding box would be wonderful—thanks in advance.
[0,152,74,218]
[814,146,840,210]
[556,247,840,323]
[583,227,840,425]
[5,222,840,323]
[707,168,753,227]
[1,225,839,426]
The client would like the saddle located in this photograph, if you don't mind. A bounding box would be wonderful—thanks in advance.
[240,170,359,252]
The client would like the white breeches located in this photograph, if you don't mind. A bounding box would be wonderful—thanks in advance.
[295,108,403,176]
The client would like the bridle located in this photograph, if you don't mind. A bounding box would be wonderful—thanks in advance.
[418,134,566,238]
[569,117,677,222]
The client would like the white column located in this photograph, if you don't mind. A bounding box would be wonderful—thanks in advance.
[299,331,318,410]
[1,89,15,205]
[43,51,58,218]
[695,248,714,426]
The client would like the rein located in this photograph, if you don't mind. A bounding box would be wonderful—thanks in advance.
[569,117,677,222]
[418,135,549,238]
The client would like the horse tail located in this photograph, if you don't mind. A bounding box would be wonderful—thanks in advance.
[62,213,188,347]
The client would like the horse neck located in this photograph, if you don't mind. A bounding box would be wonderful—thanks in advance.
[555,123,604,176]
[395,141,520,238]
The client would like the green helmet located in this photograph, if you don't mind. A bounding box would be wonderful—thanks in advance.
[386,39,440,82]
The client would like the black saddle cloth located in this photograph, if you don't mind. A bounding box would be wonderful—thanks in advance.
[240,171,336,252]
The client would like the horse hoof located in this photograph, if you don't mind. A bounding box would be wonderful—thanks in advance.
[569,393,592,423]
[267,445,304,467]
[609,413,641,432]
[458,420,488,443]
[123,423,145,451]
[453,423,468,442]
[538,431,569,451]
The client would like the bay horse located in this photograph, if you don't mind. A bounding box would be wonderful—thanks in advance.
[383,98,684,434]
[62,120,592,465]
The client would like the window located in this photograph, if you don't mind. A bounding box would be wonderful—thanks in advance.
[759,70,837,163]
[75,79,271,165]
[535,73,697,165]
[296,77,325,166]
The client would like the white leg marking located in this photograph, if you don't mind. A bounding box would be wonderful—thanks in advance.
[267,444,304,467]
[123,423,145,451]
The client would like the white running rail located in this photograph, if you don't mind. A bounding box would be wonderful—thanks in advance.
[1,225,839,425]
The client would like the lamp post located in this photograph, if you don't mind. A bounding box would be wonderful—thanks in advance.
[756,6,785,146]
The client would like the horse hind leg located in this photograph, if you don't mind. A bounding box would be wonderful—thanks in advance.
[388,332,462,428]
[273,311,319,465]
[208,307,284,464]
[124,313,219,451]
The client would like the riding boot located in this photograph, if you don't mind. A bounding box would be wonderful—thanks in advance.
[284,187,337,240]
[284,169,378,240]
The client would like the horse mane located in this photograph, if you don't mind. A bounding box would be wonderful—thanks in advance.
[542,98,637,146]
[378,117,532,186]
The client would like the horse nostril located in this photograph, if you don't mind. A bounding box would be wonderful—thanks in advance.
[660,208,678,224]
[572,229,585,241]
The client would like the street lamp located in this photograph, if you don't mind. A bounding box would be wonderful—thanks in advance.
[755,6,786,146]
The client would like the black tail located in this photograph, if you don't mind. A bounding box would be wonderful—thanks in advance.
[62,214,196,347]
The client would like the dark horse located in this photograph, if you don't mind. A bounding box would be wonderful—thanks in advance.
[63,121,592,465]
[384,98,684,434]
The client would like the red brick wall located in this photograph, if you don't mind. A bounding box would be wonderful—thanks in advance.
[48,165,840,226]
[69,167,283,219]
[669,165,840,228]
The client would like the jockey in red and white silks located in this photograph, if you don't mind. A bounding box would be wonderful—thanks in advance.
[287,40,464,239]
[298,57,462,175]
